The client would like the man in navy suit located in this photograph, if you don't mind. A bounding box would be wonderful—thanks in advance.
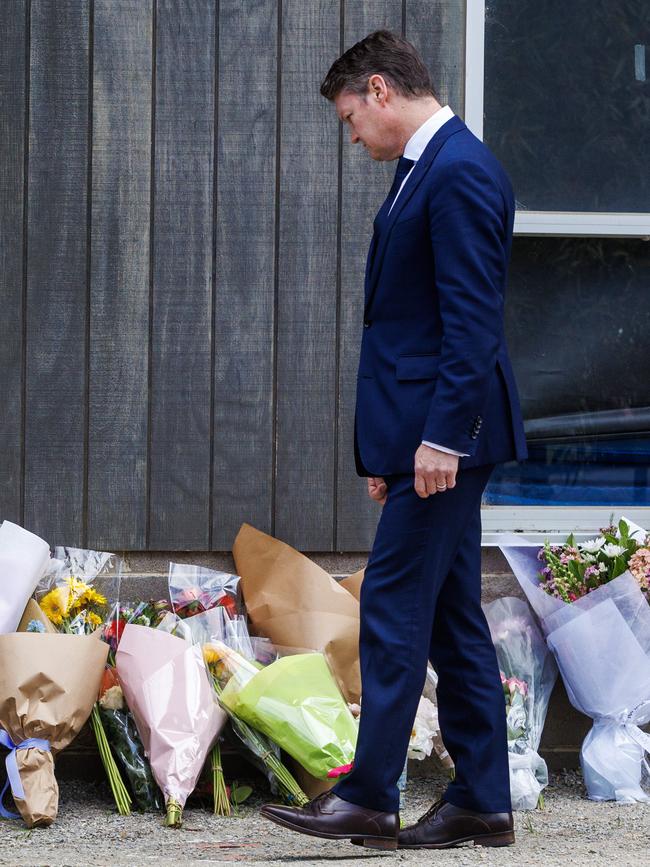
[262,30,528,850]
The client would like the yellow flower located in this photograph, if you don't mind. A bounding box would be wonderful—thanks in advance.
[202,643,222,666]
[86,611,102,628]
[40,587,70,626]
[65,577,92,611]
[79,588,107,608]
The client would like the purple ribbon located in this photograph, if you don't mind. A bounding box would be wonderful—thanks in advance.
[0,729,50,820]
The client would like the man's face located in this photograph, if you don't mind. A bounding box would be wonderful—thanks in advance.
[334,87,399,161]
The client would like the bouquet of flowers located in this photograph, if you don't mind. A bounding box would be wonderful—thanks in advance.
[216,643,358,780]
[175,605,308,811]
[537,519,650,603]
[116,623,227,826]
[0,627,108,826]
[32,548,133,815]
[0,521,51,634]
[96,663,162,812]
[484,597,558,810]
[169,562,241,620]
[501,518,650,803]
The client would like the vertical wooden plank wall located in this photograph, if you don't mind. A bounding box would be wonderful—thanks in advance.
[274,0,340,550]
[149,0,215,549]
[0,1,466,553]
[0,2,26,524]
[25,0,89,543]
[89,0,152,549]
[212,0,277,549]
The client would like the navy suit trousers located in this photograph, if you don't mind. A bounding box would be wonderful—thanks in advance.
[332,464,511,814]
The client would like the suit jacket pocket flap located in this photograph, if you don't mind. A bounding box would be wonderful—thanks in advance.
[396,354,441,380]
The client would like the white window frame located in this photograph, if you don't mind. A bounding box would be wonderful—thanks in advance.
[464,0,650,239]
[466,0,650,538]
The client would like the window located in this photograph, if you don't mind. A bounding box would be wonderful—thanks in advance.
[465,0,650,237]
[464,1,650,537]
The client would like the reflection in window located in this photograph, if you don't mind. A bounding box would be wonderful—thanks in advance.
[483,0,650,212]
[484,237,650,507]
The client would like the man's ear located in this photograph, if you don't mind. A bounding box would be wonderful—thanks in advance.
[368,73,389,104]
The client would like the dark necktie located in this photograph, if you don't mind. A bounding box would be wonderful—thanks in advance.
[374,156,416,232]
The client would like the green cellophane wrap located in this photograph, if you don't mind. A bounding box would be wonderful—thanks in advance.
[220,653,357,779]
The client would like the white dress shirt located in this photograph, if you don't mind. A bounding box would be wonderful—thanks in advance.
[388,105,468,457]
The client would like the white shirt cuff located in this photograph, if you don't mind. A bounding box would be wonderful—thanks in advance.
[421,440,469,457]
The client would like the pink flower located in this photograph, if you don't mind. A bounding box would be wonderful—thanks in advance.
[175,587,201,607]
[629,548,650,590]
[327,762,354,779]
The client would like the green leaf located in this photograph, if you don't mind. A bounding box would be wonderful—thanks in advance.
[232,784,253,805]
[619,519,629,540]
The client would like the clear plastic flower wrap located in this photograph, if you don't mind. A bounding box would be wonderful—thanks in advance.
[484,596,558,809]
[35,546,121,634]
[96,667,161,812]
[168,562,241,620]
[501,523,650,804]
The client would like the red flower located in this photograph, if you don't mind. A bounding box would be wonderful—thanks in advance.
[327,762,354,779]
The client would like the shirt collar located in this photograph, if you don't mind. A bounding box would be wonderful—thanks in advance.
[403,105,455,162]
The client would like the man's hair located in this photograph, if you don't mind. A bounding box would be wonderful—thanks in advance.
[320,30,437,102]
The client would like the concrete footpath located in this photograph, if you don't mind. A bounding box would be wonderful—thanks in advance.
[1,770,648,867]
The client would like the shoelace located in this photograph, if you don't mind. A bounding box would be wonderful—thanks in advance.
[419,798,445,824]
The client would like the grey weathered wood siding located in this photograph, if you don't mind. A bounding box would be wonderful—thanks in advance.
[0,0,465,552]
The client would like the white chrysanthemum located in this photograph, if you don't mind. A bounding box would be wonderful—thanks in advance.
[580,537,605,553]
[602,543,626,558]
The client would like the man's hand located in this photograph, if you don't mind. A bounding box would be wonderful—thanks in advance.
[414,444,458,498]
[367,476,387,505]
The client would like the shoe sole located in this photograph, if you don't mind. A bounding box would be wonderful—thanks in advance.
[260,808,398,850]
[398,830,515,849]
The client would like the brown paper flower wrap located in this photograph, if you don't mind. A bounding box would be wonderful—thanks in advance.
[233,524,361,703]
[0,633,108,827]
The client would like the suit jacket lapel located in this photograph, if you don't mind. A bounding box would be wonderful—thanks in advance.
[364,115,466,317]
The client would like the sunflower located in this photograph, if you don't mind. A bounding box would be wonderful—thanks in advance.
[40,587,70,626]
[86,611,103,629]
[78,587,107,609]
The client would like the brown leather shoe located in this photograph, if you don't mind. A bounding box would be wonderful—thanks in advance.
[260,791,399,850]
[398,799,515,849]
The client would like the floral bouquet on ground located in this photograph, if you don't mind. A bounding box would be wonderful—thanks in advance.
[484,597,558,810]
[95,600,171,813]
[0,623,108,827]
[215,642,358,781]
[176,606,308,810]
[169,562,241,620]
[116,623,227,827]
[32,548,135,815]
[501,517,650,803]
[0,521,51,634]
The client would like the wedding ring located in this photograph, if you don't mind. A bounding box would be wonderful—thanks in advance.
[436,484,447,491]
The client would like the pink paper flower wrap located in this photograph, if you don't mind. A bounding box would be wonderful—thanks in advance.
[116,624,226,810]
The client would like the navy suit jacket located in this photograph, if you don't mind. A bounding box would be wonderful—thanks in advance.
[354,114,528,477]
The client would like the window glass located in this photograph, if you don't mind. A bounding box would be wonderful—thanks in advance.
[484,237,650,506]
[483,0,650,212]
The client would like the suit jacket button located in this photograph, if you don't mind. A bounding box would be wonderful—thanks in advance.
[363,320,371,328]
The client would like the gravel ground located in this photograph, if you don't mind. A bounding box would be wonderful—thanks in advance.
[1,770,649,867]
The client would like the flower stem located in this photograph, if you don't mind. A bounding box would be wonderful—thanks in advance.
[212,742,231,816]
[209,674,308,807]
[165,797,183,828]
[90,703,131,815]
